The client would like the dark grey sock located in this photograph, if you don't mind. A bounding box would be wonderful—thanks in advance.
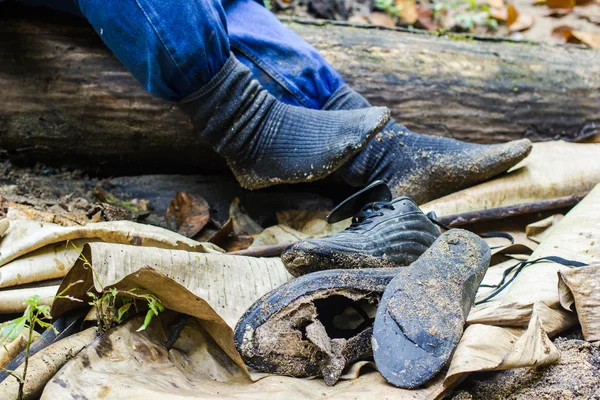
[325,85,532,203]
[180,56,389,190]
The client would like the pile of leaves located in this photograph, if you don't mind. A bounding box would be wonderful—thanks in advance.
[272,0,600,47]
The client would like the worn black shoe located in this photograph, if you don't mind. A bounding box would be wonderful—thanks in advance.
[234,268,398,386]
[281,187,441,277]
[372,229,491,389]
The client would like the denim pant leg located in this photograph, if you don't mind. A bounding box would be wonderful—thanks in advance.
[20,0,231,101]
[16,0,343,107]
[223,0,346,109]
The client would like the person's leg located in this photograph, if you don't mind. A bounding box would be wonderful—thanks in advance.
[223,0,345,109]
[223,0,532,203]
[15,0,389,189]
[323,85,532,204]
[74,0,230,101]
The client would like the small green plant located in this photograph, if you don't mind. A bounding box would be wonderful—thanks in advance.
[375,0,402,18]
[0,247,164,400]
[87,287,164,334]
[77,245,164,333]
[0,285,81,400]
[434,0,498,32]
[0,295,52,400]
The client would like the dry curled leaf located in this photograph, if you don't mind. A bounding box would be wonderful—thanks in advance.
[507,4,519,26]
[415,4,436,30]
[571,30,600,47]
[490,4,520,26]
[552,24,575,41]
[166,192,210,238]
[545,7,573,16]
[547,0,575,7]
[509,14,535,31]
[229,197,262,236]
[395,0,418,24]
[368,11,396,27]
[552,25,600,47]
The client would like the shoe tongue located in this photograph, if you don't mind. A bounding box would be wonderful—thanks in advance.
[326,180,392,224]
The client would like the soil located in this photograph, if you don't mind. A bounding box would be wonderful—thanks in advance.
[451,329,600,399]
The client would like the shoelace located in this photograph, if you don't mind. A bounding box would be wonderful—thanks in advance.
[427,212,515,249]
[347,201,396,230]
[475,256,588,305]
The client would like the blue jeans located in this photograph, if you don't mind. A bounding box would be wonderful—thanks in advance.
[18,0,345,109]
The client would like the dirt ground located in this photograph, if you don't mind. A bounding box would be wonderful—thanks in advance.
[453,330,600,399]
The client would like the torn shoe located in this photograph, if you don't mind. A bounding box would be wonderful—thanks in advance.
[372,229,491,389]
[180,56,389,190]
[234,268,398,386]
[281,195,441,277]
[325,85,532,204]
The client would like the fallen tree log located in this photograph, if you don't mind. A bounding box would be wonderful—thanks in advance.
[0,5,598,174]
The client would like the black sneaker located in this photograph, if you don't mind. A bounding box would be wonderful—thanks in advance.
[281,192,441,277]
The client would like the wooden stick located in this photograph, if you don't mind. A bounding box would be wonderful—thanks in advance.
[228,192,588,258]
[437,192,588,228]
[227,244,288,258]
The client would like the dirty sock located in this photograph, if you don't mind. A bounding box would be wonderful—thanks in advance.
[372,229,491,389]
[180,56,389,190]
[324,85,532,204]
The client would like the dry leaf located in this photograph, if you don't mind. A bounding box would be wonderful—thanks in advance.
[490,4,522,26]
[552,24,575,41]
[42,316,447,400]
[468,183,600,335]
[0,219,222,294]
[572,30,600,47]
[509,14,535,31]
[395,0,418,24]
[558,264,600,341]
[545,7,573,15]
[368,11,396,27]
[0,328,39,369]
[229,198,262,236]
[421,141,600,217]
[547,0,575,7]
[166,192,210,238]
[0,286,58,314]
[507,4,519,26]
[348,15,370,24]
[415,4,436,30]
[249,225,309,248]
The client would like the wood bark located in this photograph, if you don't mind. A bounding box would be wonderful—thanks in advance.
[0,7,598,173]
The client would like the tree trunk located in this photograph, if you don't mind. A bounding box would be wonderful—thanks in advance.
[0,6,598,174]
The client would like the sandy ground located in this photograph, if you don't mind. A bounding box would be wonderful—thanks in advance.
[453,329,600,399]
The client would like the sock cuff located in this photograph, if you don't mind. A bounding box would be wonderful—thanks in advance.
[179,54,241,104]
[322,84,372,110]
